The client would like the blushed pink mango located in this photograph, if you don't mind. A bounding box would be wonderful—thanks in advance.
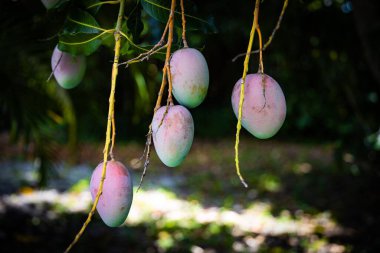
[231,73,286,139]
[51,46,86,89]
[90,160,133,227]
[152,105,194,167]
[170,48,209,108]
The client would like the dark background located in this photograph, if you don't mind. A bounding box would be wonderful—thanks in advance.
[0,0,379,252]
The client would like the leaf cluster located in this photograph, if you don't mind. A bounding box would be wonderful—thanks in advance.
[44,0,215,56]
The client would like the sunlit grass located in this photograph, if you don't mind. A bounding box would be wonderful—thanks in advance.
[2,186,345,252]
[0,138,351,252]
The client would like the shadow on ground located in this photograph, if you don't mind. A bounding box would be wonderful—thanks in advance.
[0,138,379,252]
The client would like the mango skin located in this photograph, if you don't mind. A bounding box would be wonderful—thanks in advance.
[170,48,209,108]
[90,160,133,227]
[231,73,286,139]
[51,46,86,89]
[152,105,194,167]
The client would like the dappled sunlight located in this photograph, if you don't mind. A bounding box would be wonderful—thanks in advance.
[0,0,379,251]
[1,189,91,214]
[0,139,357,252]
[128,188,341,237]
[1,186,346,252]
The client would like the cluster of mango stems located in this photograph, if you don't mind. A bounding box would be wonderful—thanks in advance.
[45,0,288,251]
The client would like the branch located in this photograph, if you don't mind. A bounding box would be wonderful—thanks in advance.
[59,30,112,46]
[67,16,111,32]
[137,0,177,192]
[235,0,261,188]
[63,0,126,252]
[180,0,188,48]
[119,20,170,66]
[232,0,288,62]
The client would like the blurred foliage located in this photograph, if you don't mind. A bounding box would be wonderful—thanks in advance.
[2,0,378,143]
[0,0,379,217]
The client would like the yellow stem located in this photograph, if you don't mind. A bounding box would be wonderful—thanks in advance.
[151,0,176,132]
[125,45,167,65]
[164,0,176,105]
[110,111,116,160]
[235,0,260,188]
[63,1,125,252]
[60,30,113,46]
[119,31,154,53]
[137,0,176,191]
[153,0,176,112]
[154,65,168,113]
[167,65,174,105]
[67,17,112,32]
[180,0,188,48]
[231,0,288,62]
[257,26,264,73]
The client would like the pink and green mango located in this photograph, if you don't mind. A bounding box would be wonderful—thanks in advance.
[170,48,209,108]
[231,73,286,139]
[152,105,194,167]
[51,46,86,89]
[90,160,133,227]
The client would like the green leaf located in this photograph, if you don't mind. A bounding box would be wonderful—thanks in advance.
[58,9,103,56]
[141,0,217,34]
[126,1,144,43]
[101,32,115,48]
[120,39,131,55]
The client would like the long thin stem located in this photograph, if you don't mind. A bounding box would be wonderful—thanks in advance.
[259,0,288,52]
[47,51,62,82]
[87,0,120,9]
[232,0,288,62]
[110,111,116,160]
[63,1,126,252]
[137,0,177,192]
[167,65,174,105]
[120,21,170,66]
[119,31,163,55]
[235,0,261,188]
[123,43,167,66]
[163,0,176,105]
[180,0,188,48]
[67,17,112,32]
[257,26,264,74]
[59,30,112,46]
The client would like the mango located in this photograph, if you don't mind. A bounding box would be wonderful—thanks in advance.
[51,46,86,89]
[170,48,209,108]
[231,73,286,139]
[152,105,194,167]
[90,160,133,227]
